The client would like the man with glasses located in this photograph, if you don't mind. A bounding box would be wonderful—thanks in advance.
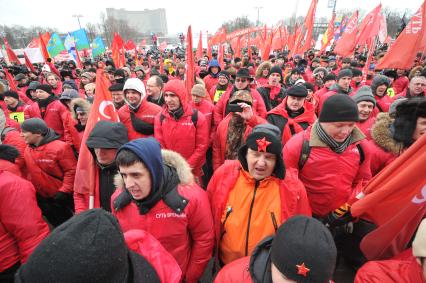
[213,68,267,127]
[396,75,426,98]
[146,75,165,106]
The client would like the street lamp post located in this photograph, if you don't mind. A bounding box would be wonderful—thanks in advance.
[254,6,263,26]
[72,14,83,29]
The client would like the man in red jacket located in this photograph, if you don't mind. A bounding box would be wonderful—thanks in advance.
[267,84,316,145]
[396,75,426,98]
[352,86,377,140]
[111,138,214,283]
[0,170,49,283]
[208,124,311,266]
[154,79,209,180]
[21,118,76,227]
[118,78,162,141]
[2,91,29,120]
[24,84,69,139]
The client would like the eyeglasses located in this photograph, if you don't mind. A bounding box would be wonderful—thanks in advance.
[235,78,248,83]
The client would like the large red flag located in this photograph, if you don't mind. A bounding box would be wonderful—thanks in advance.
[4,69,17,92]
[38,32,50,62]
[217,44,225,70]
[196,31,203,60]
[351,133,426,260]
[124,40,136,51]
[3,38,20,64]
[73,66,120,209]
[111,33,125,68]
[320,12,336,53]
[355,4,382,48]
[292,0,318,56]
[235,36,241,58]
[185,26,195,102]
[23,52,36,73]
[376,0,426,70]
[206,31,212,59]
[333,11,359,57]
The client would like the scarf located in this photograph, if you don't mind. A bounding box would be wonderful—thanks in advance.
[316,123,352,153]
[168,106,184,121]
[225,115,246,160]
[268,85,282,100]
[37,95,57,118]
[7,101,24,112]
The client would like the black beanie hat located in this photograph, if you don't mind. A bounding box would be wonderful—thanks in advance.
[337,68,353,80]
[269,65,283,82]
[287,84,308,97]
[15,209,160,283]
[351,68,363,77]
[323,73,337,83]
[0,144,20,163]
[21,118,48,135]
[35,84,54,95]
[319,94,359,122]
[3,90,19,100]
[238,124,285,179]
[108,83,125,91]
[270,215,337,283]
[218,70,231,81]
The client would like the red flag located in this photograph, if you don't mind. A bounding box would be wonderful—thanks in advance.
[111,33,125,68]
[262,30,274,61]
[73,67,120,209]
[334,11,359,57]
[247,33,252,61]
[217,44,225,70]
[159,54,164,74]
[4,69,17,92]
[38,32,50,63]
[74,47,83,69]
[320,12,336,53]
[355,4,382,48]
[235,36,241,58]
[196,31,203,60]
[24,52,36,73]
[376,1,426,69]
[206,31,212,59]
[3,38,20,64]
[185,25,195,102]
[124,40,136,51]
[351,133,426,260]
[292,0,318,56]
[361,38,377,81]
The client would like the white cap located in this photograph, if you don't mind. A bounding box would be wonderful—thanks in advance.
[123,78,146,100]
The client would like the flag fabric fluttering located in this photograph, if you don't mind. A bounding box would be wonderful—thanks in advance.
[38,32,50,62]
[92,36,106,58]
[3,38,20,64]
[71,28,90,50]
[196,31,203,60]
[320,12,336,53]
[333,11,359,57]
[376,0,426,70]
[24,52,36,73]
[351,133,426,260]
[111,33,125,69]
[292,0,318,56]
[185,26,195,103]
[73,67,120,209]
[4,69,18,92]
[46,33,66,58]
[355,4,383,48]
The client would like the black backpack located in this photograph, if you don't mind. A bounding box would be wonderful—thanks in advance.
[298,138,365,170]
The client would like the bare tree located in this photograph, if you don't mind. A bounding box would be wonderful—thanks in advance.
[85,23,98,42]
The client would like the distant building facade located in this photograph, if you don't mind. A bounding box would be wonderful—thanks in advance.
[106,8,168,36]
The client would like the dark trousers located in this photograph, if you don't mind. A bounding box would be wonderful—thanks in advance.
[36,194,74,227]
[201,147,213,189]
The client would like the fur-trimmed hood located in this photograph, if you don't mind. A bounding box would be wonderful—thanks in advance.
[70,98,91,120]
[255,61,272,79]
[371,112,403,155]
[114,149,194,189]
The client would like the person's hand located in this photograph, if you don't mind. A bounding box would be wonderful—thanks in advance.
[323,203,354,228]
[235,102,253,121]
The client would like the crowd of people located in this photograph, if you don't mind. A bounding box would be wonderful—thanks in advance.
[0,43,426,283]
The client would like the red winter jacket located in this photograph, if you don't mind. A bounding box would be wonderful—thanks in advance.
[112,150,214,283]
[0,159,21,177]
[356,115,376,140]
[24,132,77,198]
[190,99,215,141]
[24,99,69,139]
[355,254,426,283]
[212,113,264,170]
[124,230,182,283]
[267,98,316,144]
[0,170,49,272]
[214,256,253,283]
[392,76,409,94]
[214,87,267,127]
[371,94,394,117]
[1,128,27,172]
[154,80,209,176]
[204,74,220,94]
[283,123,371,217]
[207,160,311,255]
[118,100,162,141]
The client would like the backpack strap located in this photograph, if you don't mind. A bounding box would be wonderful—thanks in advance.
[356,143,365,164]
[160,109,198,126]
[298,138,311,170]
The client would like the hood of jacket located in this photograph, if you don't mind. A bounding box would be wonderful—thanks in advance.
[249,236,273,283]
[71,98,91,120]
[371,112,403,155]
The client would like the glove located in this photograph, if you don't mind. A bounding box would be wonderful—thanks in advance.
[323,203,353,228]
[54,191,71,204]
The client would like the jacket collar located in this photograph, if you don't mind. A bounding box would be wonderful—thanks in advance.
[309,121,365,147]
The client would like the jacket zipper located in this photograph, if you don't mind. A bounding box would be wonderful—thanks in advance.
[270,212,278,232]
[220,206,233,241]
[245,180,260,256]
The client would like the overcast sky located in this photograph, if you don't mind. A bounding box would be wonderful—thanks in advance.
[0,0,423,36]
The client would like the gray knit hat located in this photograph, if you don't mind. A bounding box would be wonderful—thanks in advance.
[21,118,48,135]
[337,68,353,80]
[352,86,376,107]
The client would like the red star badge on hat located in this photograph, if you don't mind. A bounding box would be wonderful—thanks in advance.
[296,263,310,277]
[256,137,271,152]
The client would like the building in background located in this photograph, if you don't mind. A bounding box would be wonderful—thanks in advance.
[106,8,168,36]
